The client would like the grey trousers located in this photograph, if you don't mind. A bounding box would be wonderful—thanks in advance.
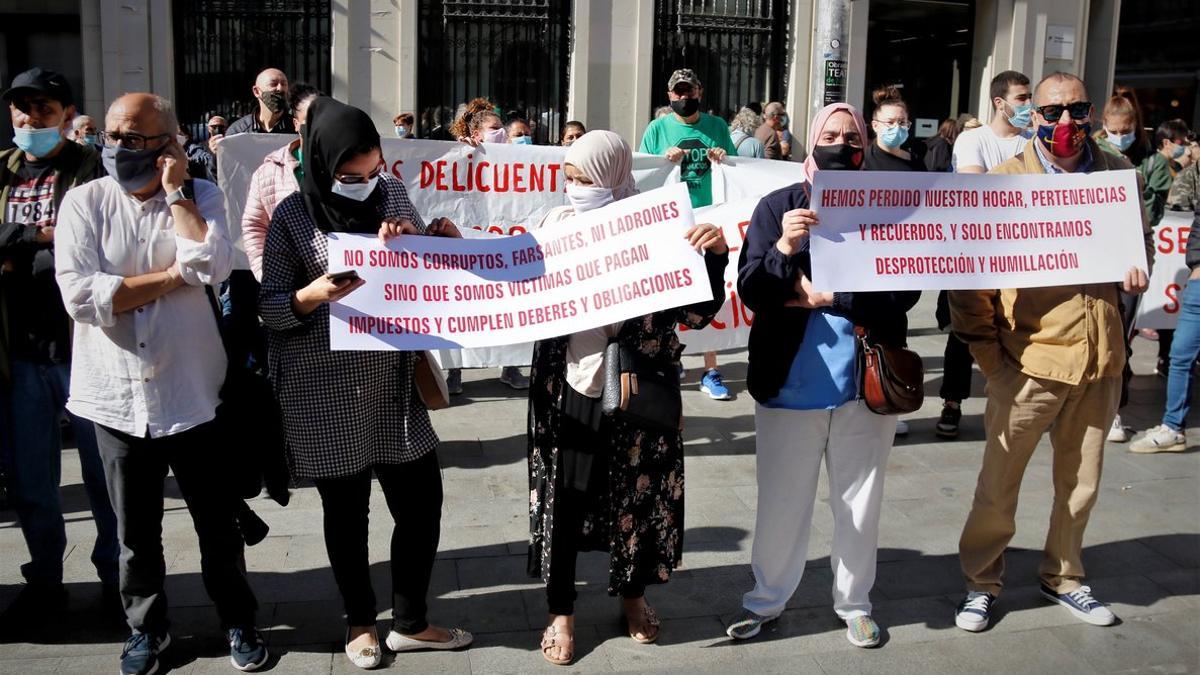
[95,421,258,635]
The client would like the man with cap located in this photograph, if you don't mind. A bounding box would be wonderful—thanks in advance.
[225,68,293,136]
[0,66,117,628]
[639,68,738,402]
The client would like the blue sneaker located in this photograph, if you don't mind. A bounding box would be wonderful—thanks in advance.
[700,369,732,400]
[955,591,995,632]
[228,627,269,671]
[1040,584,1116,626]
[120,631,171,675]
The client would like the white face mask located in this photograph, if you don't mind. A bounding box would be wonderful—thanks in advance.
[482,128,507,144]
[566,183,614,213]
[176,134,188,146]
[330,175,379,202]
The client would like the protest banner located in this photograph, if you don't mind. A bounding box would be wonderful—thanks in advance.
[677,197,758,353]
[327,183,715,350]
[808,169,1149,292]
[1136,210,1194,330]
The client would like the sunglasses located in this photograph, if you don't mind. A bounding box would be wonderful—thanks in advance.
[208,125,226,134]
[334,163,386,185]
[1035,101,1091,123]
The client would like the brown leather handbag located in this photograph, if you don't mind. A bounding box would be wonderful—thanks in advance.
[855,326,924,415]
[413,351,449,410]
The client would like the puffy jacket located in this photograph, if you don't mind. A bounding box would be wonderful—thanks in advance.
[242,140,300,281]
[948,139,1154,385]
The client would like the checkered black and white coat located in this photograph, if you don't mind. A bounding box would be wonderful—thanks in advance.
[259,176,438,479]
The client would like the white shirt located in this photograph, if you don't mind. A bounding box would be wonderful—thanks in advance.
[952,125,1029,172]
[55,177,233,437]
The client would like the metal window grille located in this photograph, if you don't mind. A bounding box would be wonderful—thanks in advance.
[652,0,790,121]
[416,0,572,144]
[172,0,332,137]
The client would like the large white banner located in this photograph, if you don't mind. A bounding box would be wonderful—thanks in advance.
[1136,210,1194,330]
[809,170,1149,292]
[217,134,802,361]
[327,184,714,350]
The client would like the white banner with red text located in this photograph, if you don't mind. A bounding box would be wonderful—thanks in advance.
[808,169,1149,292]
[326,184,715,350]
[1136,210,1194,330]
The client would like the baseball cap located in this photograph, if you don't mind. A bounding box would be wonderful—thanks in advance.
[667,69,702,91]
[2,67,74,107]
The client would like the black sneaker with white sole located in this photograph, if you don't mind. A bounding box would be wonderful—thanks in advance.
[955,591,995,632]
[936,404,962,439]
[119,631,171,675]
[1040,584,1116,626]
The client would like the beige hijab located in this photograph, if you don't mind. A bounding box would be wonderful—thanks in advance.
[537,130,638,397]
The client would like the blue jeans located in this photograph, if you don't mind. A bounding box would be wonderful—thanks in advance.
[1,360,119,586]
[1164,281,1200,431]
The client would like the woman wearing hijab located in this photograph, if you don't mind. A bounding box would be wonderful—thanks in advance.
[259,97,472,669]
[527,131,729,665]
[725,103,920,648]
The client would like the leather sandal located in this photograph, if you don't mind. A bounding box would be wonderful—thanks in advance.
[540,624,574,666]
[626,605,661,644]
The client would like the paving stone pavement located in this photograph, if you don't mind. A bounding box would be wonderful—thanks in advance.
[1,293,1197,674]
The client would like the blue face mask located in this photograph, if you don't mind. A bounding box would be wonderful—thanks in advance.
[13,126,63,158]
[330,175,379,202]
[1106,130,1135,152]
[394,126,407,137]
[1171,142,1188,160]
[82,134,98,146]
[877,124,909,149]
[1005,101,1034,129]
[102,145,164,193]
[511,136,533,145]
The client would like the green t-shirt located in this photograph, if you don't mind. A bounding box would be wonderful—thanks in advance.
[639,112,737,208]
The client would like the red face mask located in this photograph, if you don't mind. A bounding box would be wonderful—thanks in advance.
[1036,120,1091,158]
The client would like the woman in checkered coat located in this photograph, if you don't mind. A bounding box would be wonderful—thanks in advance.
[259,97,471,669]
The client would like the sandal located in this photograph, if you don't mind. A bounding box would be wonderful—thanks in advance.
[625,604,661,644]
[540,624,574,666]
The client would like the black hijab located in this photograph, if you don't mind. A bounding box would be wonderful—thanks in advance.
[300,96,384,233]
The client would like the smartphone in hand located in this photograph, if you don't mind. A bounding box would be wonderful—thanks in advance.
[327,269,360,283]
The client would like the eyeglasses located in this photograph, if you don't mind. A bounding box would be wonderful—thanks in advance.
[334,163,385,185]
[1035,101,1091,122]
[874,119,911,129]
[99,131,172,151]
[207,125,226,134]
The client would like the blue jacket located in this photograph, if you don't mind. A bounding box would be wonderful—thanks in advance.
[736,181,921,403]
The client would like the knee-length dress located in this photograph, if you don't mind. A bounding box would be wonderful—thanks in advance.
[258,177,439,479]
[527,251,728,593]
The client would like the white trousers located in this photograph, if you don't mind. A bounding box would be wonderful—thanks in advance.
[742,400,895,619]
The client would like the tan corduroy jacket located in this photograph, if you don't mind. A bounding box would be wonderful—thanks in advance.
[948,139,1155,385]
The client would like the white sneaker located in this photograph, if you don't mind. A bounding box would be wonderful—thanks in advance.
[1129,424,1187,454]
[895,420,909,436]
[1107,414,1130,443]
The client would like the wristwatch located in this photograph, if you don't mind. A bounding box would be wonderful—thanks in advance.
[166,179,195,207]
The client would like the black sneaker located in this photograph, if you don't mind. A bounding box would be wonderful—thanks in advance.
[936,404,962,439]
[120,631,171,675]
[228,627,269,671]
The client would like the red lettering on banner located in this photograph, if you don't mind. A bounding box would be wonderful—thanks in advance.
[1166,283,1181,314]
[390,160,404,181]
[419,162,433,189]
[1158,226,1191,255]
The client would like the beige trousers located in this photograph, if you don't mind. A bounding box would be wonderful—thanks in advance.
[959,364,1120,595]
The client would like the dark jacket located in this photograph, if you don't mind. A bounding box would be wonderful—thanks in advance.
[737,182,920,403]
[923,136,953,172]
[227,112,295,136]
[1188,206,1200,271]
[0,142,105,384]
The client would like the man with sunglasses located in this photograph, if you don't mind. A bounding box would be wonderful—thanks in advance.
[54,93,266,674]
[949,72,1153,632]
[0,67,117,631]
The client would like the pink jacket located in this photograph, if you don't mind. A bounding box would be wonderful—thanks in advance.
[242,140,301,281]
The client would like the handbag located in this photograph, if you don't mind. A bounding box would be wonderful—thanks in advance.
[855,326,925,415]
[413,350,449,410]
[601,339,682,433]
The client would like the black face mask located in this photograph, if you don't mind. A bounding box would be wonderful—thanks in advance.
[670,97,701,118]
[812,143,864,171]
[260,90,288,114]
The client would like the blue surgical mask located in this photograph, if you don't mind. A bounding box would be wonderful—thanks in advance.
[13,126,63,158]
[511,136,533,145]
[102,145,163,193]
[1106,130,1135,152]
[394,125,407,137]
[779,115,789,128]
[1171,142,1187,160]
[1005,101,1033,129]
[83,134,98,146]
[877,124,909,149]
[331,175,379,202]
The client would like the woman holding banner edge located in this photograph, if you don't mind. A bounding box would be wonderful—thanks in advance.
[526,130,729,665]
[726,102,920,648]
[259,97,471,669]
